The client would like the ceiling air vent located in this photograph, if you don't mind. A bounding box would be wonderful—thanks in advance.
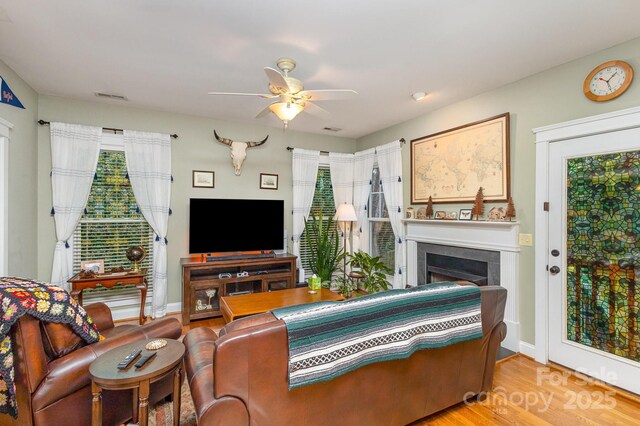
[323,127,342,132]
[94,92,128,101]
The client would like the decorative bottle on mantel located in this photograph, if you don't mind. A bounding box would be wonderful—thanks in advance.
[471,187,485,220]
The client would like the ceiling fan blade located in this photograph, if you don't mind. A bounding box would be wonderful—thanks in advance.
[208,92,277,99]
[264,67,290,92]
[255,104,273,119]
[298,89,358,101]
[302,101,331,120]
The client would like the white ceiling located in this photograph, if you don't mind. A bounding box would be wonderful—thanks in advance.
[1,0,640,139]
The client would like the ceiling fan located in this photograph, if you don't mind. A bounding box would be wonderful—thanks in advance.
[208,57,357,128]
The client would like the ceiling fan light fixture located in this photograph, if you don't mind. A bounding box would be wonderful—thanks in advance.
[411,91,428,101]
[269,101,304,125]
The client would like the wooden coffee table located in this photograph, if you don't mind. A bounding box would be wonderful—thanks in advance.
[220,287,345,323]
[89,339,185,426]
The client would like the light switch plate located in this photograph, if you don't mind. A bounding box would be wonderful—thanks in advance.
[519,233,533,246]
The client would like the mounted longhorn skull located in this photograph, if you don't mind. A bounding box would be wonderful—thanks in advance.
[213,130,268,176]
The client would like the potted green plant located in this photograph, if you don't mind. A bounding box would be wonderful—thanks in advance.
[304,214,343,283]
[347,250,392,294]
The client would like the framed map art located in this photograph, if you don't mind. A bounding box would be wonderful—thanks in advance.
[410,113,510,204]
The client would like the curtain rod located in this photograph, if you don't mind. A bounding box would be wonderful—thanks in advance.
[37,120,178,139]
[286,138,405,153]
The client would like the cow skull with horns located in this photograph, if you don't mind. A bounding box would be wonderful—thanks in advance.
[213,130,268,176]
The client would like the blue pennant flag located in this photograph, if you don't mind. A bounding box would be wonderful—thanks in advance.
[0,76,25,109]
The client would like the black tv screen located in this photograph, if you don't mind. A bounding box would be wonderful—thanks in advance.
[189,198,284,254]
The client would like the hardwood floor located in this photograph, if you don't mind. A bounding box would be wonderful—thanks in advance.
[120,315,640,425]
[414,355,640,425]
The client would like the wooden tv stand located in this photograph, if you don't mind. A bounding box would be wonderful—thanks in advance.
[181,253,297,325]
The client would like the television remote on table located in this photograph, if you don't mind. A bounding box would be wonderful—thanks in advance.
[134,352,157,369]
[117,349,142,370]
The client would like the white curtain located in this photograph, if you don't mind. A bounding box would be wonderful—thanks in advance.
[329,152,354,252]
[124,130,172,318]
[352,148,376,253]
[50,123,102,289]
[292,148,320,269]
[376,140,405,289]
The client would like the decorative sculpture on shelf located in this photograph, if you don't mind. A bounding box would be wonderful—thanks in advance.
[505,196,516,221]
[471,187,485,220]
[213,130,268,175]
[126,245,146,273]
[426,196,434,219]
[488,206,506,221]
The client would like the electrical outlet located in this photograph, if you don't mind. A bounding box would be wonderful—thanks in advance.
[519,233,533,246]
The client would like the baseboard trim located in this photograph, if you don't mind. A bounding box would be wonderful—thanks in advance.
[109,302,182,322]
[519,341,536,358]
[502,320,520,352]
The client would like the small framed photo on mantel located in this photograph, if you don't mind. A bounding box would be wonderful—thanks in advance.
[260,173,278,190]
[193,170,215,188]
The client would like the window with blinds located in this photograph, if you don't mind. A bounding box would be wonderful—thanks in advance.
[369,166,395,271]
[299,166,336,276]
[73,150,154,297]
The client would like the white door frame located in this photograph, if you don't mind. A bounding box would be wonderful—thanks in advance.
[533,106,640,364]
[0,117,13,276]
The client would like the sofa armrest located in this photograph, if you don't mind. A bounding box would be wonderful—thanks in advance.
[479,286,507,337]
[31,317,182,411]
[83,302,115,332]
[218,312,277,337]
[183,327,249,426]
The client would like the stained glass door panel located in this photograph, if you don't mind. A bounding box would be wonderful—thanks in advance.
[565,150,640,362]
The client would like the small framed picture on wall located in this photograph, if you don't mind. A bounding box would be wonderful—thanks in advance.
[192,170,215,188]
[260,173,278,190]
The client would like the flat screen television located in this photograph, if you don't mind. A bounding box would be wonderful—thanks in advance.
[189,198,284,254]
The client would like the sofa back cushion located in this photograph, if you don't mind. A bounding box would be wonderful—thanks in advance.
[40,322,86,359]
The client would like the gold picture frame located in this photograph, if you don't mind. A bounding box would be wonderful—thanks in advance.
[410,113,510,204]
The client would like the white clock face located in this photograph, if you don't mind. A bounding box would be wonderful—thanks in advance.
[590,66,627,96]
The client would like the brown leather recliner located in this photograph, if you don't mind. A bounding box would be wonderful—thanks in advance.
[183,285,507,426]
[0,302,182,426]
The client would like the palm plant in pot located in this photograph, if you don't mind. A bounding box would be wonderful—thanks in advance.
[348,250,392,294]
[304,214,343,285]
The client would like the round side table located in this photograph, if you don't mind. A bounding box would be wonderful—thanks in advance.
[89,339,185,426]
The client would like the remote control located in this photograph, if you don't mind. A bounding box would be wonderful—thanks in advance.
[117,349,142,370]
[134,352,157,369]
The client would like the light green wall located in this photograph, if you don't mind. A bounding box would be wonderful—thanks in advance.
[36,96,356,305]
[356,36,640,344]
[0,59,38,277]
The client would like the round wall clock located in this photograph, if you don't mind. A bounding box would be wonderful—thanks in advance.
[583,60,633,102]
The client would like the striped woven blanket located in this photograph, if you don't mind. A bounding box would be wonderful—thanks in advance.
[272,282,482,389]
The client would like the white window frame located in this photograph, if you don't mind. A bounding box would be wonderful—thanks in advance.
[78,133,154,310]
[0,117,13,276]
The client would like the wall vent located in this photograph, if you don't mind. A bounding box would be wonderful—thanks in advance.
[323,127,342,132]
[94,92,128,101]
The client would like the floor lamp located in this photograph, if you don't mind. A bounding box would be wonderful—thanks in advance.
[335,203,358,282]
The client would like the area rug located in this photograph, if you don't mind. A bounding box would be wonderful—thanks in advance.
[147,381,196,426]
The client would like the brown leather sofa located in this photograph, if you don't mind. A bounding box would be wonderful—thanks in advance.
[0,302,182,426]
[183,285,507,426]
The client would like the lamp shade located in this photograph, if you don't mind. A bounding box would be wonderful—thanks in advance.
[334,203,357,222]
[269,102,304,122]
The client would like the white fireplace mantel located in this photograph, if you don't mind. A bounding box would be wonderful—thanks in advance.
[403,219,520,351]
